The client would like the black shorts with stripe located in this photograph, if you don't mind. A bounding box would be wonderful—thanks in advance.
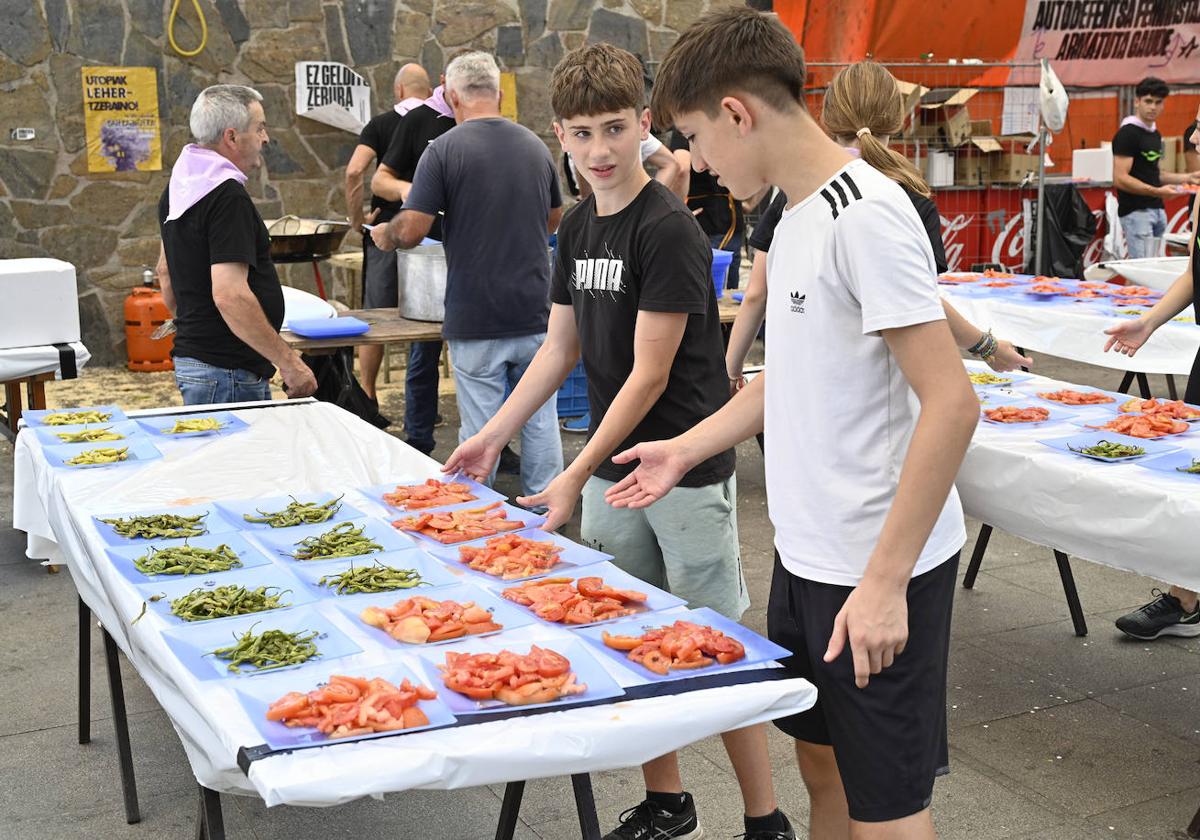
[766,550,958,823]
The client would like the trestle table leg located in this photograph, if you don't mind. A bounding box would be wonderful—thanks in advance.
[962,524,993,590]
[103,629,141,824]
[197,785,226,840]
[571,774,602,840]
[1117,371,1135,394]
[1186,800,1200,837]
[1136,372,1151,399]
[494,780,526,840]
[1015,347,1029,373]
[1053,551,1088,637]
[79,596,90,744]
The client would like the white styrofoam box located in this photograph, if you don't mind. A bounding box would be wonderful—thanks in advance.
[1073,147,1113,182]
[0,259,80,350]
[925,151,954,188]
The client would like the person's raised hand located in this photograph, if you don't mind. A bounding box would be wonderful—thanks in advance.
[1103,317,1155,357]
[986,340,1033,372]
[517,471,586,533]
[370,221,398,252]
[602,440,691,510]
[442,433,503,485]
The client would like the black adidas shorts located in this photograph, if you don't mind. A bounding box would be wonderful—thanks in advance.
[766,551,958,823]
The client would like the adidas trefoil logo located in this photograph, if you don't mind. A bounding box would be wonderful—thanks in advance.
[790,291,806,314]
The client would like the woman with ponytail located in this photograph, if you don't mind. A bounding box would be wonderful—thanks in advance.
[726,61,1030,392]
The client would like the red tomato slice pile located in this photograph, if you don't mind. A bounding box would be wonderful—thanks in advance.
[1118,398,1200,420]
[265,674,436,738]
[360,596,503,644]
[602,620,746,675]
[1109,285,1157,297]
[982,268,1017,279]
[458,533,564,579]
[439,646,586,705]
[393,501,526,544]
[502,576,647,624]
[1028,282,1068,294]
[1087,413,1189,439]
[383,479,479,511]
[984,405,1050,423]
[1037,389,1115,406]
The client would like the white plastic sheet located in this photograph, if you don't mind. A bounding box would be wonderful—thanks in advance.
[962,361,1200,590]
[11,401,816,806]
[0,341,90,381]
[944,288,1198,375]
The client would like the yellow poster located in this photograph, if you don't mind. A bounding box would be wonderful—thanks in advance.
[82,66,162,173]
[500,71,518,123]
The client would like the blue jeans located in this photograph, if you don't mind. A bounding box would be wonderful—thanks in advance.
[404,340,443,454]
[1120,207,1167,259]
[447,333,563,497]
[173,356,272,406]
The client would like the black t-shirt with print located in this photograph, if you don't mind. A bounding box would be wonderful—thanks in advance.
[1112,123,1165,215]
[157,180,284,378]
[668,131,745,247]
[380,104,455,238]
[751,186,949,273]
[550,180,735,487]
[357,108,403,223]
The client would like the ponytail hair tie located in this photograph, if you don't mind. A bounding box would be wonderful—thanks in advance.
[856,127,872,138]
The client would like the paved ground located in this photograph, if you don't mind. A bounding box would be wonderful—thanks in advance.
[1,353,1198,840]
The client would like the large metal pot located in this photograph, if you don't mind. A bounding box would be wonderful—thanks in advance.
[397,242,447,322]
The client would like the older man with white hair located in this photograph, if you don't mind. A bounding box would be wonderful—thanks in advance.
[372,52,564,496]
[156,84,316,404]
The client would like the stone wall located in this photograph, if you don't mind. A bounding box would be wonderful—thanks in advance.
[0,0,747,365]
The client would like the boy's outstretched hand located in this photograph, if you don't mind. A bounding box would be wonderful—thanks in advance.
[442,434,503,485]
[603,440,692,509]
[518,470,586,533]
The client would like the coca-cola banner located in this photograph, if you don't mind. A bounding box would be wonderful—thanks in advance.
[1017,0,1200,87]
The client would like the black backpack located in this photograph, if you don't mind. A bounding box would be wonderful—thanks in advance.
[300,349,390,429]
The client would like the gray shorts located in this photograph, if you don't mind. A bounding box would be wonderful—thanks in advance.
[362,237,398,309]
[580,474,749,620]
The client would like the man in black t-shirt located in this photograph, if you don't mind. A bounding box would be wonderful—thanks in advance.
[364,79,456,454]
[668,129,745,288]
[156,85,315,405]
[1112,77,1200,258]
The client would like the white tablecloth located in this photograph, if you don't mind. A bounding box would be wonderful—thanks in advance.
[0,341,90,381]
[10,401,815,806]
[959,361,1200,590]
[943,288,1198,376]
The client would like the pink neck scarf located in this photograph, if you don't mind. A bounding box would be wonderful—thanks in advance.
[395,96,425,117]
[424,85,454,120]
[1122,115,1157,132]
[166,144,247,222]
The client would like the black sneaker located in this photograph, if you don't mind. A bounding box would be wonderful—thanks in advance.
[1115,590,1200,640]
[739,811,796,840]
[602,795,703,840]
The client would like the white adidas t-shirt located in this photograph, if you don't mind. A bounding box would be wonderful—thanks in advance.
[764,159,966,586]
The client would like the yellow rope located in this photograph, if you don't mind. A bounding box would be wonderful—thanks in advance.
[167,0,208,58]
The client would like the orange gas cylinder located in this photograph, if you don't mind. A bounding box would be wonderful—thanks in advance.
[124,272,174,372]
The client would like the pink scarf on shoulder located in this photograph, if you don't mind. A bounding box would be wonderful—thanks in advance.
[165,144,247,221]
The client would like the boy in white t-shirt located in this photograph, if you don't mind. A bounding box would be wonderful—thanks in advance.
[603,9,979,839]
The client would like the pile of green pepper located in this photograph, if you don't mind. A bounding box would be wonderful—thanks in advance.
[1068,439,1145,459]
[65,447,128,466]
[167,417,224,434]
[244,495,343,528]
[205,624,319,673]
[100,512,210,539]
[317,561,429,594]
[133,543,242,575]
[169,585,290,621]
[1175,458,1200,474]
[287,521,383,561]
[55,427,124,443]
[42,410,113,426]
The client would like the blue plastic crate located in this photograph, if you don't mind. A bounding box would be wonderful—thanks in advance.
[557,361,589,418]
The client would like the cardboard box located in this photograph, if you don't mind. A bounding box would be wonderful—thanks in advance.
[970,119,994,137]
[912,88,978,147]
[895,80,929,115]
[1161,136,1179,174]
[1072,147,1113,182]
[0,258,80,350]
[955,136,1003,186]
[991,153,1040,184]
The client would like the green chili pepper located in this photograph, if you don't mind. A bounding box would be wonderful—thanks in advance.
[55,426,124,443]
[100,513,210,540]
[204,623,320,673]
[169,585,290,621]
[286,521,383,561]
[42,410,113,426]
[166,417,224,434]
[1068,439,1145,459]
[243,495,344,528]
[65,447,128,466]
[133,542,242,575]
[1175,458,1200,474]
[317,561,430,595]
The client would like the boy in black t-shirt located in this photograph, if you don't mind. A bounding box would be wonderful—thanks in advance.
[442,43,792,840]
[1111,77,1200,258]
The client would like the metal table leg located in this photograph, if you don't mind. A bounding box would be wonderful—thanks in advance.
[962,524,993,589]
[571,774,602,840]
[1136,372,1152,399]
[1117,371,1135,394]
[494,781,526,840]
[79,596,90,745]
[103,630,141,824]
[1053,550,1088,637]
[196,785,225,840]
[1187,800,1200,838]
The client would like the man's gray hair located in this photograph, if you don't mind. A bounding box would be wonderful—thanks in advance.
[189,85,263,145]
[444,52,500,100]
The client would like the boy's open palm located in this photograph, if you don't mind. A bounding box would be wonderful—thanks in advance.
[518,471,585,533]
[603,441,690,509]
[824,576,909,689]
[1104,318,1154,357]
[442,435,502,485]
